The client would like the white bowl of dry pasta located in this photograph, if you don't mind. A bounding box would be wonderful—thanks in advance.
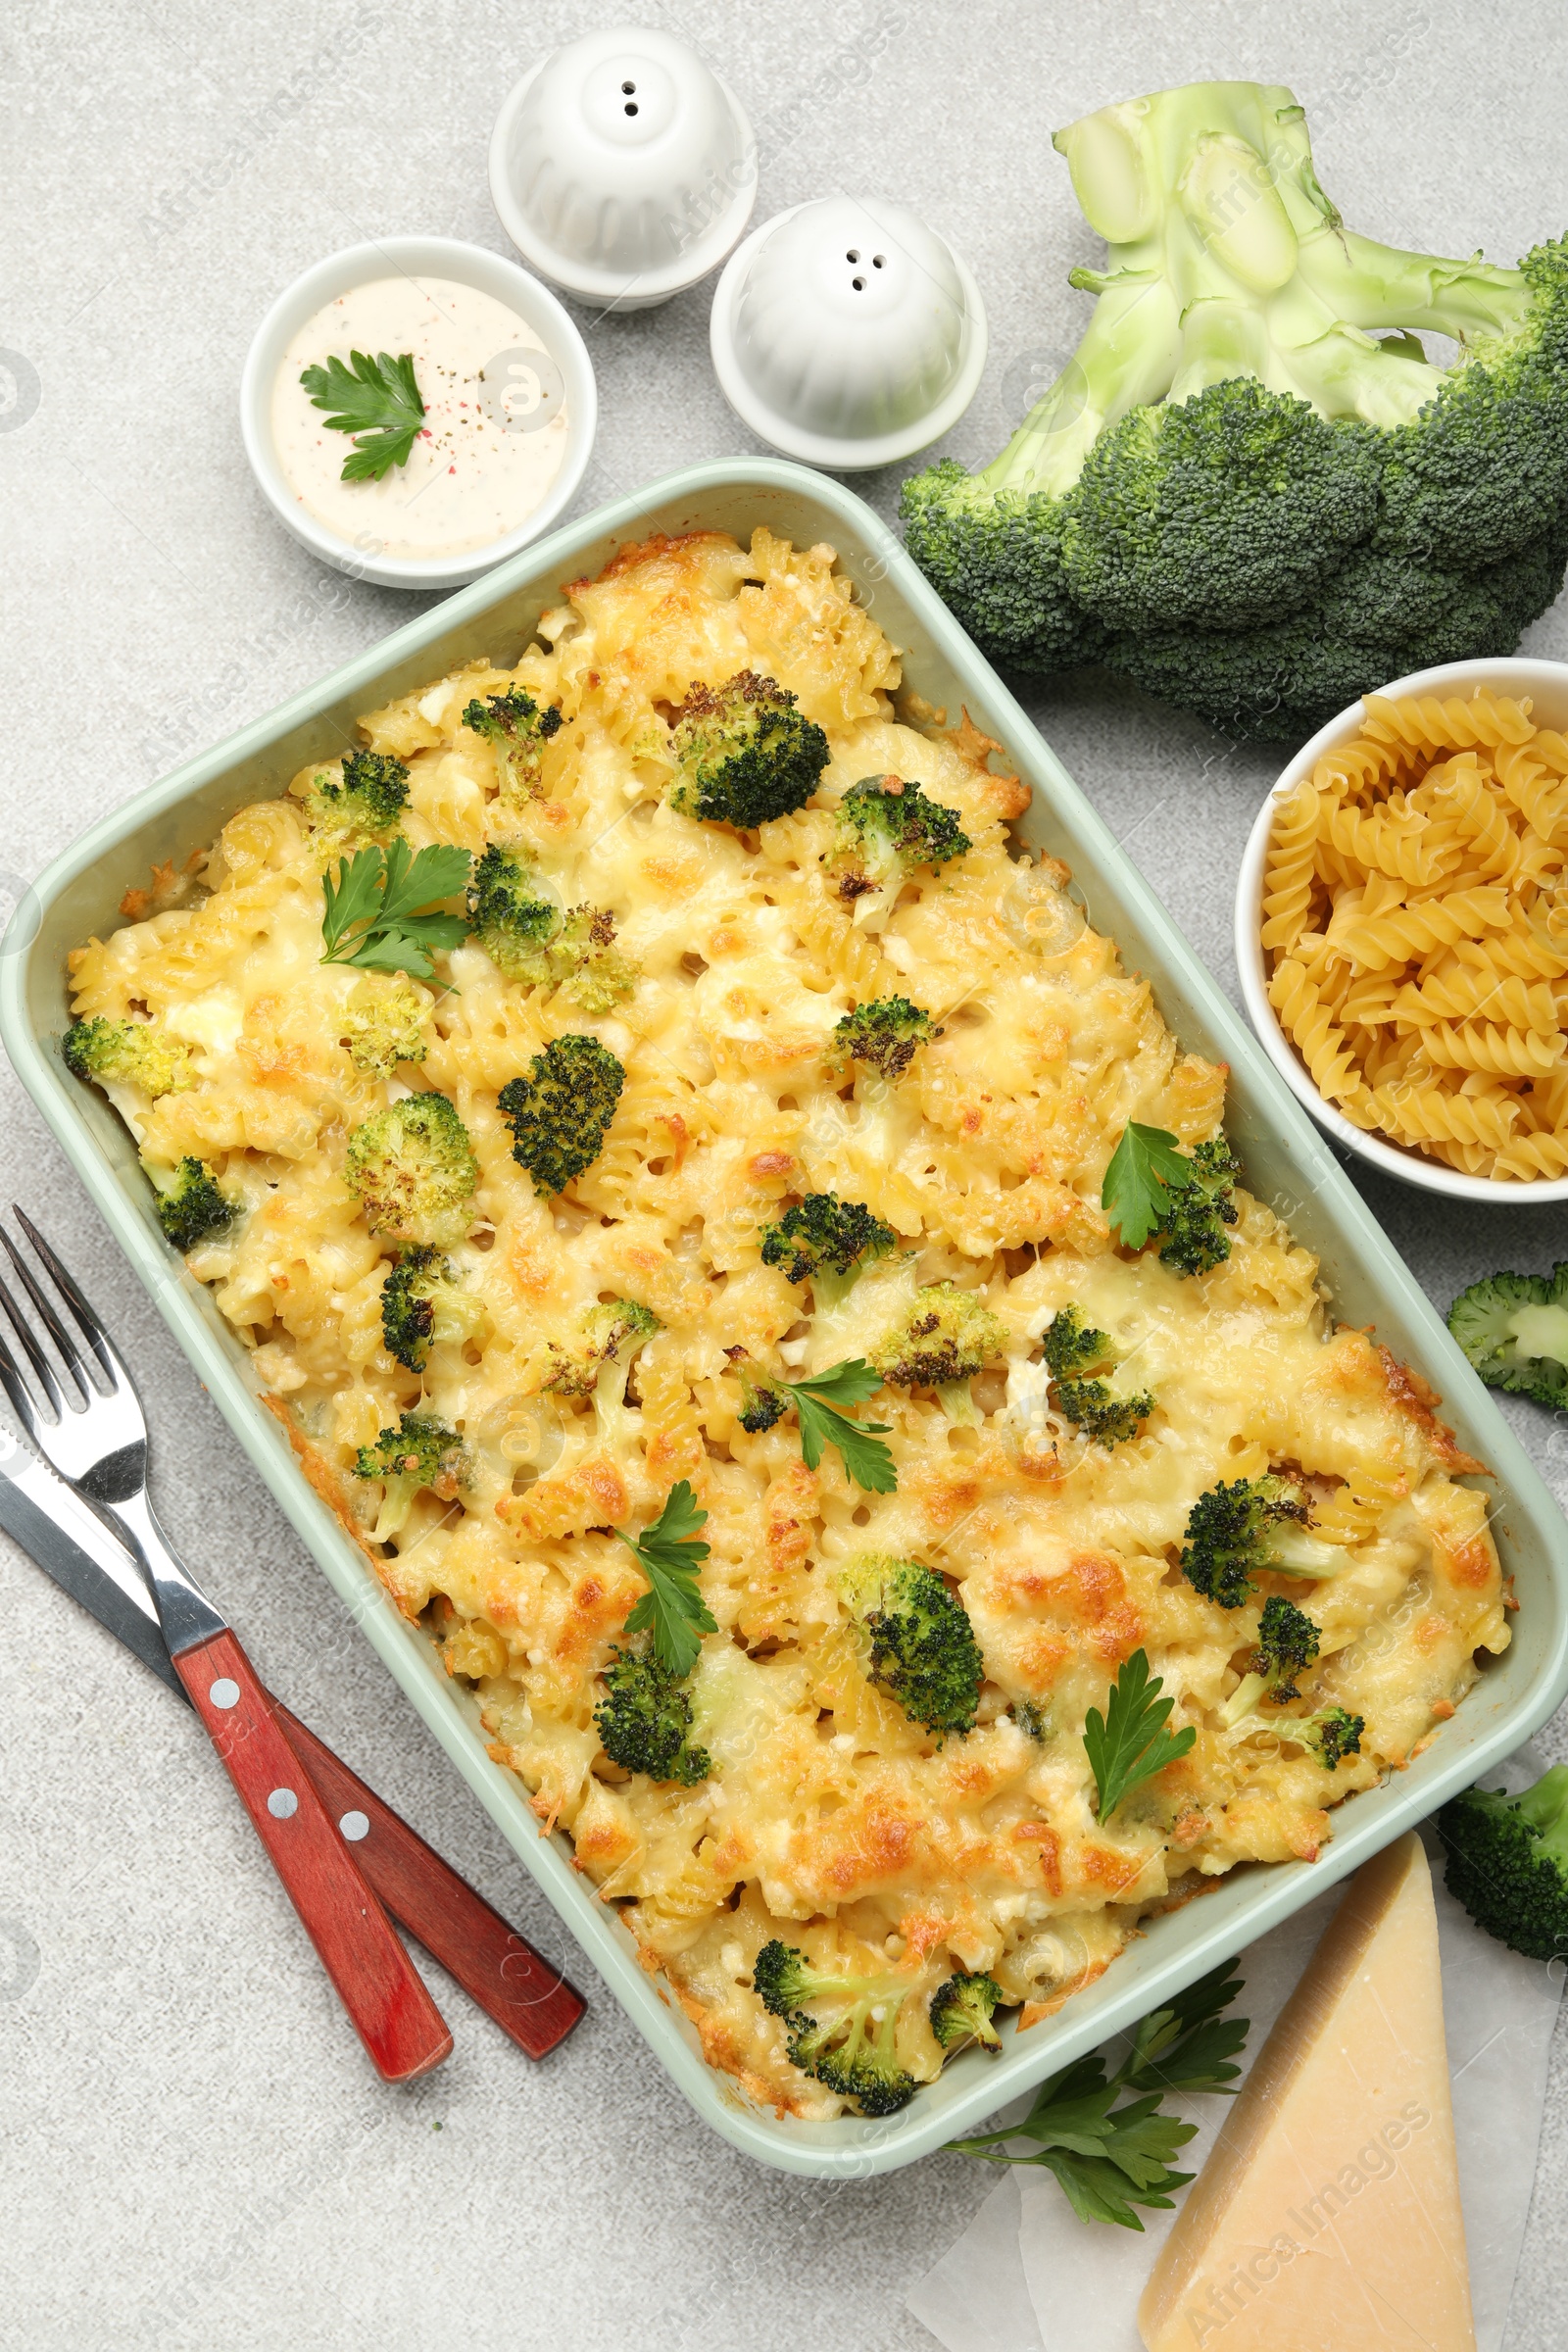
[1237,658,1568,1201]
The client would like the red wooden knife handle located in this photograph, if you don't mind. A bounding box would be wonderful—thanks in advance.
[270,1700,585,2061]
[178,1629,453,2083]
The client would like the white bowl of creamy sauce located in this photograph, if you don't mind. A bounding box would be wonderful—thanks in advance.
[241,238,596,589]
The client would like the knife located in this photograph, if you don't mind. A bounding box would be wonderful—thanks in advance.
[0,1427,585,2061]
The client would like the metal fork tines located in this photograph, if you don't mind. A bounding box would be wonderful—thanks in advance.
[0,1210,223,1653]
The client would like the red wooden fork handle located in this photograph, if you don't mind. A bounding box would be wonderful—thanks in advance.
[179,1629,453,2083]
[270,1701,585,2061]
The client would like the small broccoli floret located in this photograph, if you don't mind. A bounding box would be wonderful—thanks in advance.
[1179,1475,1344,1607]
[462,687,564,804]
[346,1093,478,1249]
[302,749,410,846]
[668,670,830,828]
[1012,1698,1052,1741]
[1040,1305,1154,1446]
[760,1191,898,1309]
[465,843,562,974]
[354,1409,469,1542]
[737,1373,788,1434]
[831,995,943,1081]
[544,1298,661,1397]
[1447,1265,1568,1411]
[379,1246,487,1373]
[929,1971,1004,2056]
[869,1283,1005,1422]
[63,1015,193,1099]
[839,1556,984,1740]
[594,1642,711,1785]
[498,1035,624,1196]
[1155,1139,1241,1278]
[147,1156,234,1251]
[1300,1705,1366,1769]
[752,1938,917,2116]
[1440,1765,1568,1961]
[1221,1595,1322,1726]
[544,905,641,1013]
[338,972,431,1077]
[830,775,972,907]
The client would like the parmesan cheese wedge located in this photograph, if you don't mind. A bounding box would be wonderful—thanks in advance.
[1138,1833,1473,2352]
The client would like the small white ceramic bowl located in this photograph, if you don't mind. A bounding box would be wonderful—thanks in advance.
[1236,655,1568,1204]
[239,237,597,591]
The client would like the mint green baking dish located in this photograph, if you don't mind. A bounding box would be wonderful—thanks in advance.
[4,458,1566,2178]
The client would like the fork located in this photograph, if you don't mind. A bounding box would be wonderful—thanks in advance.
[0,1208,453,2084]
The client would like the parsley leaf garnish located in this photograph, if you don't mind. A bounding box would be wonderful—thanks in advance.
[947,1957,1249,2229]
[1083,1648,1197,1821]
[612,1481,718,1677]
[1101,1121,1193,1250]
[300,350,426,481]
[319,840,471,978]
[756,1358,898,1493]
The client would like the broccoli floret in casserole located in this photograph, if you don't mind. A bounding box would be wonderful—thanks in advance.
[869,1282,1006,1423]
[594,1642,711,1786]
[1040,1305,1154,1446]
[753,1939,919,2116]
[929,1971,1004,2056]
[338,972,432,1077]
[462,687,564,804]
[63,1015,193,1099]
[301,749,410,846]
[147,1156,234,1251]
[759,1191,898,1309]
[465,843,562,974]
[1153,1138,1241,1277]
[1179,1475,1344,1607]
[1439,1764,1568,1961]
[345,1092,479,1249]
[830,775,972,907]
[544,1298,661,1398]
[668,670,830,828]
[379,1246,488,1373]
[1300,1705,1366,1769]
[1220,1595,1323,1726]
[1447,1264,1568,1410]
[838,1556,985,1740]
[830,995,944,1081]
[498,1036,624,1196]
[354,1409,469,1542]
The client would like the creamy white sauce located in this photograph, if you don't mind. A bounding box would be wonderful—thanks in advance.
[271,276,570,562]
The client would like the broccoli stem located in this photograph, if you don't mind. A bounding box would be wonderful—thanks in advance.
[981,276,1183,499]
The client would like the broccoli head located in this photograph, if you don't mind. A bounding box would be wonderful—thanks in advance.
[1221,1594,1322,1727]
[338,972,431,1077]
[869,1283,1006,1422]
[830,775,972,904]
[543,1298,661,1397]
[345,1092,478,1249]
[929,1971,1004,2056]
[594,1642,711,1786]
[736,1372,788,1434]
[900,80,1568,740]
[1301,1705,1366,1770]
[1447,1264,1568,1412]
[759,1191,897,1308]
[354,1408,469,1542]
[1154,1139,1241,1278]
[1040,1305,1154,1446]
[301,749,410,845]
[498,1035,624,1196]
[466,846,639,1011]
[379,1246,487,1373]
[831,995,943,1082]
[839,1556,984,1740]
[668,670,830,828]
[462,687,564,804]
[64,1015,193,1099]
[752,1938,917,2115]
[1440,1766,1568,1961]
[147,1156,234,1251]
[1179,1475,1343,1607]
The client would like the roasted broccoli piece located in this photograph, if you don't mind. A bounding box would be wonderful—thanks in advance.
[353,1409,469,1542]
[1300,1705,1366,1769]
[869,1282,1006,1422]
[379,1246,487,1373]
[1040,1305,1154,1446]
[668,670,830,828]
[301,749,410,845]
[147,1156,234,1251]
[594,1642,711,1786]
[466,846,638,1011]
[831,775,971,904]
[542,905,640,1013]
[759,1191,898,1309]
[63,1015,193,1099]
[543,1298,661,1397]
[900,80,1568,739]
[1012,1698,1052,1742]
[338,972,431,1077]
[1439,1765,1568,1961]
[498,1035,624,1196]
[830,995,943,1082]
[752,1938,918,2115]
[839,1556,985,1740]
[1447,1265,1568,1411]
[345,1092,478,1249]
[1179,1475,1344,1607]
[1154,1139,1241,1278]
[462,687,564,804]
[736,1372,788,1434]
[929,1971,1004,2056]
[1221,1595,1322,1726]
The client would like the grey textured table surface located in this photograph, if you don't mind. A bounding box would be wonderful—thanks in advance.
[3,3,1567,2345]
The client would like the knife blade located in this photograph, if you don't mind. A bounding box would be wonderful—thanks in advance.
[0,1426,185,1696]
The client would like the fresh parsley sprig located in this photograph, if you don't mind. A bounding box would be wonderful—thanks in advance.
[613,1481,718,1677]
[1084,1648,1197,1821]
[947,1958,1249,2229]
[319,841,471,978]
[1101,1121,1193,1250]
[756,1358,898,1493]
[300,349,427,481]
